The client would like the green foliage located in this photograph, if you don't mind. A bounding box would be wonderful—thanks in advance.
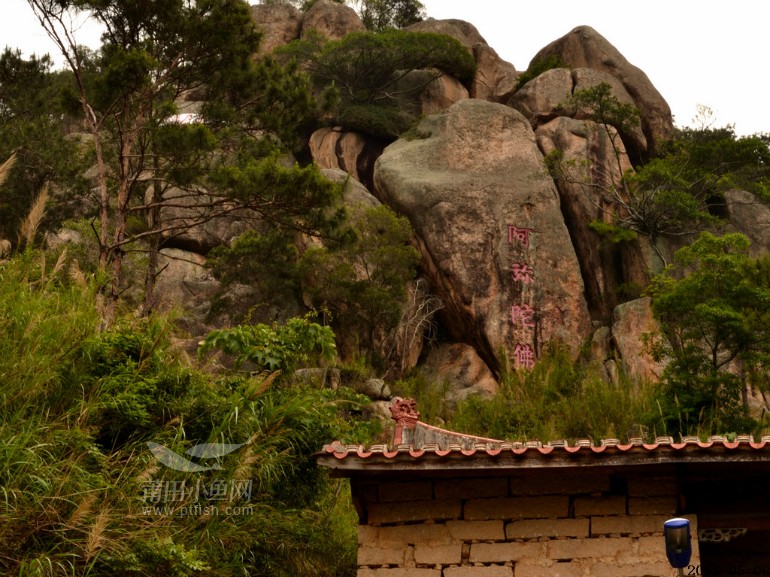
[659,124,770,208]
[199,314,337,372]
[334,102,412,139]
[284,29,475,137]
[25,0,339,316]
[0,248,374,577]
[552,83,751,255]
[351,0,426,31]
[648,232,770,435]
[299,205,420,357]
[0,49,90,245]
[568,82,641,137]
[588,221,638,244]
[515,54,567,89]
[441,345,666,442]
[207,228,302,323]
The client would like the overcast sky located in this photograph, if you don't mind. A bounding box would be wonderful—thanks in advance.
[3,0,767,136]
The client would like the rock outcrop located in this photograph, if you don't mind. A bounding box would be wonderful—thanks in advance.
[419,343,498,406]
[535,116,650,320]
[300,0,366,40]
[374,99,592,373]
[310,129,388,191]
[611,297,666,383]
[471,44,518,103]
[725,188,770,256]
[250,3,302,56]
[529,26,674,160]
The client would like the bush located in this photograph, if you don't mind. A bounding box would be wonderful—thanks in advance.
[0,249,377,576]
[446,344,666,443]
[515,54,567,89]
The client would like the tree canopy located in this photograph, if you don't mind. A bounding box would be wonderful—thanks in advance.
[24,0,341,319]
[648,232,770,433]
[283,28,475,138]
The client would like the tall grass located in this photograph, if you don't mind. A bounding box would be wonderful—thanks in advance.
[406,344,669,444]
[0,248,369,577]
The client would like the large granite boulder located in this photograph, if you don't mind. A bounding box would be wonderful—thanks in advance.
[611,297,666,382]
[508,67,573,128]
[310,129,389,191]
[529,26,674,160]
[536,116,650,321]
[405,18,487,51]
[374,99,592,372]
[152,185,252,254]
[471,44,518,104]
[511,67,647,156]
[725,189,770,256]
[250,3,302,56]
[419,342,498,406]
[300,0,365,40]
[407,19,517,104]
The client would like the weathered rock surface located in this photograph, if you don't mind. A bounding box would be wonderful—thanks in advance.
[512,67,647,155]
[153,186,252,253]
[300,0,365,40]
[405,18,487,51]
[407,19,518,105]
[154,248,219,319]
[250,3,302,56]
[419,342,498,405]
[471,44,518,103]
[529,26,674,160]
[611,297,665,382]
[725,188,770,256]
[508,67,573,128]
[375,99,592,372]
[536,116,650,320]
[311,130,388,191]
[417,71,470,115]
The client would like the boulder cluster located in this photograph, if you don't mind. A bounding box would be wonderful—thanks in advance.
[150,1,770,405]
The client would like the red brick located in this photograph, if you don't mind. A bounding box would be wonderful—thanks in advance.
[464,496,568,521]
[446,520,506,541]
[379,482,434,503]
[435,477,509,499]
[368,499,462,525]
[574,495,626,516]
[505,518,589,539]
[413,543,463,565]
[469,541,545,563]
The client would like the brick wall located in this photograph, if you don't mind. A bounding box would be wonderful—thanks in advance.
[354,473,699,577]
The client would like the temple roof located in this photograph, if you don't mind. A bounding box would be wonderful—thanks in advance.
[315,398,770,474]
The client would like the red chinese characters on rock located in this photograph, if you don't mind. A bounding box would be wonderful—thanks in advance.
[511,262,534,284]
[513,343,536,370]
[511,304,535,328]
[508,225,533,246]
[508,223,537,369]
